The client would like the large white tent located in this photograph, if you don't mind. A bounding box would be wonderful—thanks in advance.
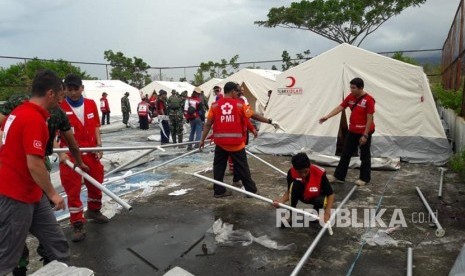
[249,44,451,164]
[209,69,281,113]
[140,81,195,98]
[82,80,141,117]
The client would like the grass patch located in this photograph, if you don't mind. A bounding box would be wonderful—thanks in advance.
[431,83,463,115]
[450,148,465,180]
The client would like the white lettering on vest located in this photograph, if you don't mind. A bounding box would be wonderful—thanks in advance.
[220,115,234,123]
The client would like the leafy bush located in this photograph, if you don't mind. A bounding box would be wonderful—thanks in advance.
[450,148,465,180]
[431,83,463,114]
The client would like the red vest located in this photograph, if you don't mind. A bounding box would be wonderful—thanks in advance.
[212,98,244,146]
[60,99,100,148]
[100,97,109,112]
[290,164,325,201]
[138,101,149,116]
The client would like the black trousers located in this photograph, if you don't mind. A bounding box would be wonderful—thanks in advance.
[213,146,257,195]
[139,116,149,130]
[160,120,171,144]
[334,131,372,182]
[289,180,325,209]
[101,112,110,125]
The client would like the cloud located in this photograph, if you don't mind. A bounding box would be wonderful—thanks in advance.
[0,0,460,81]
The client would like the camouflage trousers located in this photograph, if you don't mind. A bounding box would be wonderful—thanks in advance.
[169,115,184,143]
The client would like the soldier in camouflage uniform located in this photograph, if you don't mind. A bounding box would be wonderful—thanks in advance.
[167,90,184,143]
[0,92,87,276]
[121,92,131,127]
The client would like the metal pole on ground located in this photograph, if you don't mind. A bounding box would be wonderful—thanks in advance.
[407,247,413,276]
[290,185,357,276]
[103,147,209,186]
[54,140,209,153]
[415,186,445,237]
[192,172,333,235]
[65,160,132,211]
[104,146,165,178]
[245,150,287,176]
[438,167,447,198]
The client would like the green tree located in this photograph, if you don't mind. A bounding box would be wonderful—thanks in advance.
[392,52,419,66]
[104,50,151,88]
[0,58,93,100]
[271,65,278,70]
[281,49,311,70]
[255,0,427,46]
[192,55,240,86]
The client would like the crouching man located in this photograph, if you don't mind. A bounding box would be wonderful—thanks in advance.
[272,153,335,227]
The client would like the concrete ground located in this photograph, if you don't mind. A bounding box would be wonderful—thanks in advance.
[23,127,465,276]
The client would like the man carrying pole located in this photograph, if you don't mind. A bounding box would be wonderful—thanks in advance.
[272,153,335,226]
[59,74,109,243]
[199,81,282,198]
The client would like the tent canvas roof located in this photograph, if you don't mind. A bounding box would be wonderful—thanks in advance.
[82,80,141,117]
[140,81,195,98]
[249,43,450,164]
[210,69,281,112]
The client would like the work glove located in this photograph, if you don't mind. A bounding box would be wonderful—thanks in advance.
[271,120,285,132]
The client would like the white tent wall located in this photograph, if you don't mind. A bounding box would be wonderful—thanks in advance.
[199,78,223,100]
[208,69,281,111]
[250,44,451,165]
[140,81,195,98]
[82,80,141,117]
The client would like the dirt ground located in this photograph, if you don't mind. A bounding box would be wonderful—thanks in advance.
[22,127,465,276]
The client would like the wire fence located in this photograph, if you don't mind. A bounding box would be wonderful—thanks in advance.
[0,48,441,85]
[442,0,465,116]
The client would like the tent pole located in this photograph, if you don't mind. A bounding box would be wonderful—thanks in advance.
[104,146,164,178]
[245,150,287,176]
[54,140,209,153]
[416,186,445,237]
[103,146,211,186]
[290,185,357,276]
[438,167,447,198]
[192,171,333,235]
[65,160,132,210]
[407,247,413,276]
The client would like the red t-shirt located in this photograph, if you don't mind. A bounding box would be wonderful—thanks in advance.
[0,102,49,203]
[340,93,375,134]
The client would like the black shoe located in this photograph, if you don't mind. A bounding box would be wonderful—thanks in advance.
[214,190,232,198]
[12,267,27,276]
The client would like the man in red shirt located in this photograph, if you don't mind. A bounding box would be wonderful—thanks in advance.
[319,77,375,186]
[0,70,69,275]
[199,82,280,198]
[137,98,150,130]
[99,92,110,125]
[59,74,109,243]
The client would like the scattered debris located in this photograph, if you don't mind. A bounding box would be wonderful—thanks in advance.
[208,219,296,250]
[169,188,193,196]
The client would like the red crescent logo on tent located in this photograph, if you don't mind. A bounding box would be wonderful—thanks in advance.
[286,76,296,88]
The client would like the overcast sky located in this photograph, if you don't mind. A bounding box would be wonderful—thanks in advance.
[0,0,460,81]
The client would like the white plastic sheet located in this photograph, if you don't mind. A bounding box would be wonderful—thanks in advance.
[208,219,296,250]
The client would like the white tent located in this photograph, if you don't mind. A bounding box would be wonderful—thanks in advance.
[82,80,141,117]
[140,81,195,98]
[209,69,281,113]
[249,44,451,164]
[199,78,223,99]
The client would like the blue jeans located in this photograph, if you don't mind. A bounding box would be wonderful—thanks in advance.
[188,117,203,148]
